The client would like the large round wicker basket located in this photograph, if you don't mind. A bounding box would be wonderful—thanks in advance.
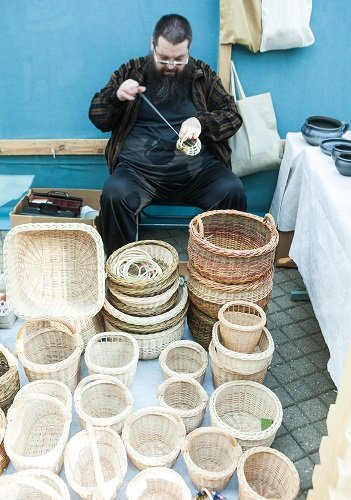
[159,340,208,384]
[126,467,192,500]
[182,426,242,492]
[122,407,186,470]
[188,210,278,285]
[0,344,20,413]
[209,381,283,450]
[237,446,300,499]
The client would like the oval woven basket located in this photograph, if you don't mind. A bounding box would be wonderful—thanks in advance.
[4,393,71,472]
[218,301,266,354]
[212,323,274,374]
[16,321,84,390]
[74,373,134,434]
[106,240,179,297]
[126,467,192,500]
[188,264,273,318]
[85,331,139,387]
[108,318,186,360]
[237,446,300,499]
[64,426,128,500]
[157,376,208,434]
[182,426,242,492]
[0,469,71,500]
[187,303,216,350]
[14,379,72,413]
[102,284,188,334]
[209,381,283,451]
[3,222,106,321]
[159,340,208,384]
[72,312,105,349]
[0,344,20,413]
[188,210,278,285]
[122,406,186,470]
[209,342,269,388]
[0,407,9,474]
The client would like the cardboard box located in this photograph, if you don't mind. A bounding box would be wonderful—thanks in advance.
[10,188,101,228]
[275,230,296,268]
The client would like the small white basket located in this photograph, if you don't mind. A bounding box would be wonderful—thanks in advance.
[0,469,70,499]
[13,379,72,413]
[126,467,192,499]
[159,340,208,384]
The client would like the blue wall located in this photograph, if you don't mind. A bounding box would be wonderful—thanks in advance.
[1,0,350,140]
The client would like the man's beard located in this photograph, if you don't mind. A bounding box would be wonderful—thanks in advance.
[146,58,194,106]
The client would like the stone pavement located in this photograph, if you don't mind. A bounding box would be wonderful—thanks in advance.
[139,227,337,499]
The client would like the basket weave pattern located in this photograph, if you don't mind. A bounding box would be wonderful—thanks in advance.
[0,345,20,413]
[0,469,71,499]
[14,379,72,413]
[187,304,216,350]
[126,467,192,500]
[159,340,208,384]
[237,446,300,499]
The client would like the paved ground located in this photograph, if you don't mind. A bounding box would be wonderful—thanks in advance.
[0,227,336,498]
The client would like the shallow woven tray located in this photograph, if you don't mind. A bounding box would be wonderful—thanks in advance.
[187,303,216,350]
[3,222,106,320]
[126,467,192,500]
[0,344,20,413]
[182,426,242,492]
[159,340,208,384]
[188,210,278,285]
[106,240,179,297]
[187,264,273,318]
[122,406,186,470]
[237,446,300,499]
[209,380,283,450]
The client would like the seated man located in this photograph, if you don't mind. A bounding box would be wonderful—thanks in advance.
[89,13,246,257]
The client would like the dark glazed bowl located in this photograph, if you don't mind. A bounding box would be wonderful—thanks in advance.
[331,143,351,161]
[335,153,351,176]
[320,138,351,156]
[301,116,349,146]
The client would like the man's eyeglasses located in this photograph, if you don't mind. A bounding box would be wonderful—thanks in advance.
[153,48,189,67]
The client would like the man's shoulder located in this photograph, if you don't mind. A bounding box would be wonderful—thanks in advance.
[191,57,217,78]
[113,56,149,76]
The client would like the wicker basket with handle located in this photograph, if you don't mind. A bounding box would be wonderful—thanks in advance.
[188,210,278,285]
[13,379,72,413]
[159,339,208,384]
[0,344,20,413]
[126,467,192,500]
[237,446,300,499]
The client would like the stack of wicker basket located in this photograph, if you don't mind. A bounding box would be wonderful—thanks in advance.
[187,210,279,349]
[104,240,189,359]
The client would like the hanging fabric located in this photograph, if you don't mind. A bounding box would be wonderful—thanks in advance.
[220,0,262,53]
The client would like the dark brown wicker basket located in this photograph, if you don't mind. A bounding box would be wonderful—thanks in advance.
[0,346,20,414]
[187,303,216,351]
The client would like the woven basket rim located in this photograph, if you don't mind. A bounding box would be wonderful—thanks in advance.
[85,332,139,375]
[0,344,18,370]
[126,467,192,499]
[212,323,275,362]
[218,301,266,332]
[126,317,186,340]
[109,276,179,306]
[189,210,279,258]
[14,379,73,412]
[209,381,283,441]
[159,340,208,379]
[8,469,70,500]
[237,446,300,499]
[157,376,208,417]
[74,373,134,426]
[0,475,64,499]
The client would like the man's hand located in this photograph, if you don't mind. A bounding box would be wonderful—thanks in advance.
[179,117,201,144]
[117,79,146,101]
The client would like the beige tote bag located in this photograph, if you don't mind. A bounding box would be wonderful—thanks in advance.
[220,0,262,53]
[230,61,283,177]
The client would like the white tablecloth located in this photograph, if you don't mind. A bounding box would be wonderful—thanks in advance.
[290,147,351,388]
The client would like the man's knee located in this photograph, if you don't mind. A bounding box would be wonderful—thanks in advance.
[101,180,141,212]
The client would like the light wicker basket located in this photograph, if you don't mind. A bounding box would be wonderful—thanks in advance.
[122,406,186,470]
[84,332,139,387]
[188,210,278,285]
[3,222,106,321]
[0,469,71,500]
[16,321,84,390]
[187,264,273,318]
[209,342,269,388]
[64,426,128,500]
[108,276,179,316]
[108,319,186,360]
[14,379,72,413]
[212,323,274,374]
[209,381,283,451]
[218,301,266,353]
[4,393,71,472]
[187,303,216,350]
[102,284,188,334]
[237,446,300,499]
[0,344,20,413]
[159,340,208,384]
[182,426,242,492]
[0,407,9,473]
[74,373,134,434]
[72,312,105,349]
[126,467,192,500]
[157,376,208,434]
[106,240,179,297]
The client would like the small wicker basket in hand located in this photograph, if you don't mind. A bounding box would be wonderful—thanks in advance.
[0,344,20,413]
[126,467,192,500]
[237,446,300,499]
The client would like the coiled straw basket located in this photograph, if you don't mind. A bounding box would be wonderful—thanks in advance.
[0,344,20,413]
[237,446,300,499]
[188,210,278,285]
[0,469,70,500]
[0,407,9,473]
[126,467,192,500]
